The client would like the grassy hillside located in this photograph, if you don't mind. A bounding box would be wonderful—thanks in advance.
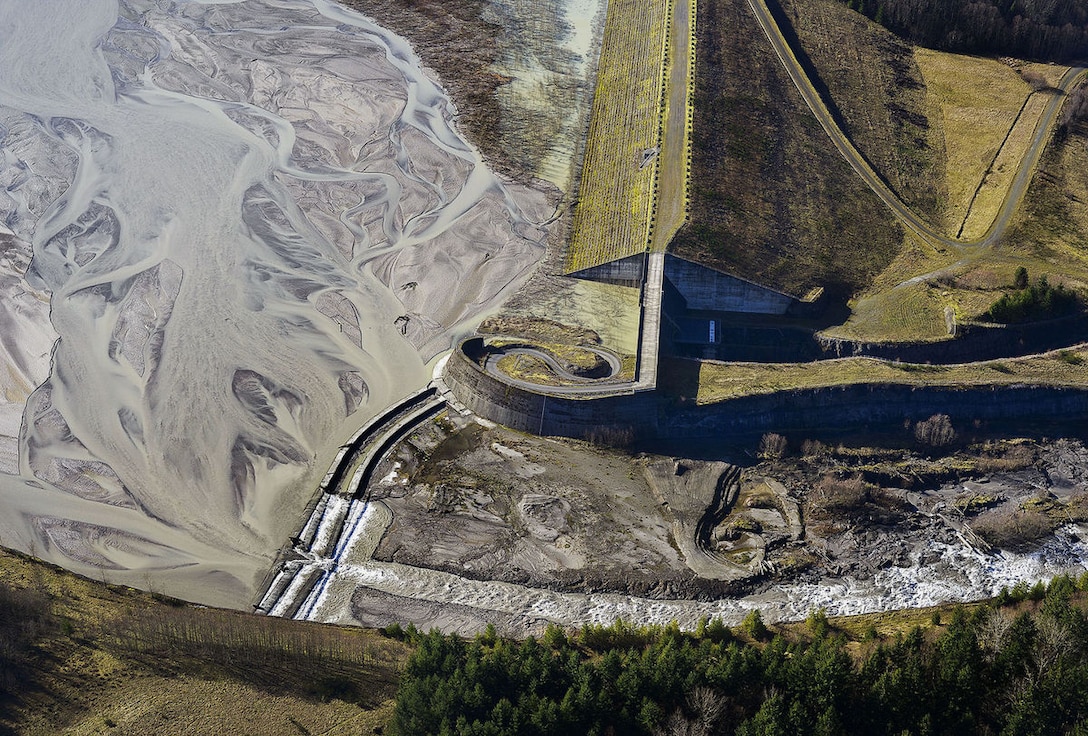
[1000,93,1088,291]
[781,0,945,223]
[0,549,408,735]
[671,0,903,299]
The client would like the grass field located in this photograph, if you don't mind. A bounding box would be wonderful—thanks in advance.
[829,102,1088,343]
[650,0,697,253]
[662,345,1088,404]
[914,49,1052,238]
[563,0,670,273]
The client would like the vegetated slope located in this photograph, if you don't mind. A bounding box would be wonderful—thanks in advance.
[998,86,1088,285]
[564,0,668,273]
[671,0,902,299]
[842,0,1088,61]
[0,548,408,735]
[782,0,945,223]
[339,0,516,176]
[393,580,1088,735]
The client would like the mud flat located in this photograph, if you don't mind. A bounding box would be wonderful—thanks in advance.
[0,0,551,606]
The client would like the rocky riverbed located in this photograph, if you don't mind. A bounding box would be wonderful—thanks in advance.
[298,414,1088,635]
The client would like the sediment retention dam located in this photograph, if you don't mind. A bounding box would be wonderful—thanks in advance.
[445,340,1088,441]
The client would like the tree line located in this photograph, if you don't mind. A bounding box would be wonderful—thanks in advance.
[392,574,1088,735]
[840,0,1088,61]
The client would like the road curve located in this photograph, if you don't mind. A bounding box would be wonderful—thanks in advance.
[746,0,1087,251]
[482,344,632,396]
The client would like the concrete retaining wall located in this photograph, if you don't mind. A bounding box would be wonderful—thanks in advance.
[819,312,1088,364]
[664,254,794,314]
[663,383,1088,439]
[448,341,1088,443]
[444,347,658,440]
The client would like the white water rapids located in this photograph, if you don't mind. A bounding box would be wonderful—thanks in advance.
[0,0,549,606]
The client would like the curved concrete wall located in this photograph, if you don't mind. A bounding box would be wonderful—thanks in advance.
[448,341,1088,443]
[444,346,658,440]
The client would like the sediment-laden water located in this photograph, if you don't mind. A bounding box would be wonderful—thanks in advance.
[0,0,549,606]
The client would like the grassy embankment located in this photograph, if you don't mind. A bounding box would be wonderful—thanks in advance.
[671,0,904,299]
[663,344,1088,403]
[563,0,671,273]
[0,549,408,735]
[676,0,1087,345]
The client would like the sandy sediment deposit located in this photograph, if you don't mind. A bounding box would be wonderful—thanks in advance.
[0,0,551,606]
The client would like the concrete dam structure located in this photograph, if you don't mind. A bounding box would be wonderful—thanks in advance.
[443,339,1088,443]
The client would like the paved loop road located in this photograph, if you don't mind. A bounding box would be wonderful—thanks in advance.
[482,343,633,396]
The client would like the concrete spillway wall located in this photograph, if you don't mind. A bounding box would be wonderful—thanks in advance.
[664,254,796,315]
[446,340,1088,443]
[444,346,658,440]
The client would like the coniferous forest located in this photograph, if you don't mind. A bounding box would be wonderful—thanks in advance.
[391,576,1088,735]
[838,0,1088,61]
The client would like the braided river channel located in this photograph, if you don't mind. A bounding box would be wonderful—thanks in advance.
[0,0,551,606]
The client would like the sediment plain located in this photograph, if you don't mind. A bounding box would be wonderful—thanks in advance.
[0,0,556,606]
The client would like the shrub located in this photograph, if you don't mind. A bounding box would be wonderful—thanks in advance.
[982,276,1078,323]
[812,473,869,511]
[1058,350,1084,365]
[970,508,1058,551]
[914,414,956,448]
[1020,69,1049,91]
[758,432,788,459]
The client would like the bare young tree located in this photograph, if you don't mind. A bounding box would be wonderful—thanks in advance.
[914,414,956,447]
[758,432,788,460]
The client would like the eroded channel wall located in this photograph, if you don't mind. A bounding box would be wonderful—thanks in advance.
[446,343,1088,441]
